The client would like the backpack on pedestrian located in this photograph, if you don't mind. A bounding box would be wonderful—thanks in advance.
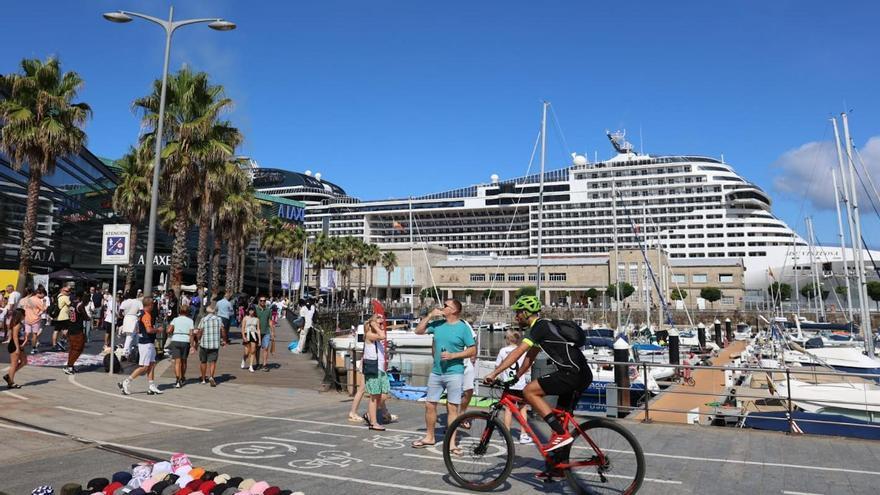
[47,298,61,319]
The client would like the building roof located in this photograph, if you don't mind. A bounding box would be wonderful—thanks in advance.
[435,257,608,268]
[254,191,305,207]
[669,258,743,267]
[254,168,346,196]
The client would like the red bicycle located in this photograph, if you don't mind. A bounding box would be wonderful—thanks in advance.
[443,379,645,494]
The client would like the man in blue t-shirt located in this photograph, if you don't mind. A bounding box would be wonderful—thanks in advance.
[411,298,476,451]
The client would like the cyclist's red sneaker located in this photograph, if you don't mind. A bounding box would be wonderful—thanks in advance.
[545,432,573,452]
[534,469,564,482]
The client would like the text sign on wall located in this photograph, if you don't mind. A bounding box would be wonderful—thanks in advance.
[278,204,305,223]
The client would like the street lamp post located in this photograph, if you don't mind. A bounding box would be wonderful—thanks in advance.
[103,7,235,297]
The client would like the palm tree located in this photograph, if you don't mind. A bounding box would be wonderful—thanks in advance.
[111,148,151,292]
[0,57,91,291]
[133,67,236,296]
[210,162,249,299]
[310,234,337,300]
[353,238,369,305]
[381,251,398,304]
[282,225,307,296]
[364,243,381,299]
[261,216,290,298]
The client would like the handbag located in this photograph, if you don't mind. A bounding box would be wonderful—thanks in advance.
[362,342,379,376]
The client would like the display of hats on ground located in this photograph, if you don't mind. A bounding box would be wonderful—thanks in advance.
[28,453,303,495]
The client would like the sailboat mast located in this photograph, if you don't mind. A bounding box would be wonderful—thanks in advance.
[536,101,547,301]
[832,170,854,322]
[805,217,825,320]
[833,117,859,323]
[841,112,875,357]
[409,196,414,315]
[612,173,622,332]
[643,206,650,329]
[656,218,663,329]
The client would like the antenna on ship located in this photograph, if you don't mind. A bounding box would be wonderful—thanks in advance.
[607,129,636,155]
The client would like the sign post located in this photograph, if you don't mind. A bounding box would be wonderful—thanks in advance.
[102,224,131,375]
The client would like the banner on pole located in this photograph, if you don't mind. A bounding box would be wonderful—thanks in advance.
[102,224,131,265]
[281,258,291,290]
[292,259,302,290]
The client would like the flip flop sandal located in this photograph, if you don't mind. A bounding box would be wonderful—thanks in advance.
[347,413,365,422]
[411,439,437,448]
[8,383,21,389]
[368,424,386,431]
[460,420,472,430]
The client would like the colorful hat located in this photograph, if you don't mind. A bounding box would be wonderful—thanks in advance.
[237,480,255,491]
[248,482,269,495]
[60,484,83,495]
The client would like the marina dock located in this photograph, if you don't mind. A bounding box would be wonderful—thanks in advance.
[633,340,747,424]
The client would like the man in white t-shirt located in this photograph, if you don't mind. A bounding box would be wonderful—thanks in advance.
[5,284,20,327]
[103,291,117,347]
[119,290,144,358]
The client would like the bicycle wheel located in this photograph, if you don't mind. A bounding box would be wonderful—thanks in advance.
[563,418,645,495]
[443,410,515,491]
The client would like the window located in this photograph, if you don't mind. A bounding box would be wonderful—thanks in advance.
[490,273,505,282]
[719,273,733,283]
[528,273,546,282]
[692,274,708,283]
[721,296,735,305]
[549,273,567,282]
[672,273,686,284]
[617,263,626,283]
[470,273,486,282]
[509,273,525,282]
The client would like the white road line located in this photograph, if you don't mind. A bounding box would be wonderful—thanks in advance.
[0,421,66,438]
[0,390,28,400]
[97,441,469,495]
[262,435,336,447]
[404,453,491,466]
[55,406,103,416]
[298,429,358,438]
[373,463,444,476]
[149,421,212,432]
[782,491,824,495]
[65,376,880,479]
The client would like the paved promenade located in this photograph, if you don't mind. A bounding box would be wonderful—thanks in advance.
[1,320,878,494]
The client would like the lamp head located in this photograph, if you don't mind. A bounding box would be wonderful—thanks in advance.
[208,20,236,31]
[102,12,133,23]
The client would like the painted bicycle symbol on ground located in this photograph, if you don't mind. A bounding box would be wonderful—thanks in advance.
[363,433,422,450]
[426,436,508,457]
[288,450,362,469]
[212,440,298,459]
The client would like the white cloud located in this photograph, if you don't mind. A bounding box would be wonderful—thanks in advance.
[772,135,880,211]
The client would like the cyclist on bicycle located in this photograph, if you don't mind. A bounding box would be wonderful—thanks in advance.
[483,295,592,455]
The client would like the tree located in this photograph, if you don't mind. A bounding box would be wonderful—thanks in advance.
[260,217,290,298]
[420,287,442,302]
[112,148,151,293]
[218,181,258,295]
[514,285,537,299]
[670,288,687,301]
[310,233,337,299]
[835,285,848,296]
[606,282,635,301]
[800,283,829,301]
[867,281,880,310]
[0,57,92,291]
[364,243,381,299]
[700,287,722,308]
[768,282,792,302]
[464,288,474,303]
[381,251,397,304]
[584,288,599,302]
[210,162,250,299]
[483,288,495,304]
[282,225,306,296]
[134,67,236,296]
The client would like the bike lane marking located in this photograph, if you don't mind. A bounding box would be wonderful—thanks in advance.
[55,406,103,416]
[149,421,211,432]
[373,463,445,476]
[1,390,28,400]
[262,436,337,447]
[298,429,358,438]
[782,491,824,495]
[403,453,491,466]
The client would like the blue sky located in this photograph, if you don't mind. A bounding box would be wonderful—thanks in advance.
[5,1,880,245]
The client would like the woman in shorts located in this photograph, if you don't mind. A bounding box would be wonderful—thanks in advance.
[362,314,391,431]
[240,306,260,372]
[3,308,26,388]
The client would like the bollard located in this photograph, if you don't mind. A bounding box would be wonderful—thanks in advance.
[668,328,681,367]
[714,319,723,347]
[697,322,706,350]
[725,318,733,343]
[613,337,631,417]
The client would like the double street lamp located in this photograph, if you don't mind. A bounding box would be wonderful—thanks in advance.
[103,7,236,296]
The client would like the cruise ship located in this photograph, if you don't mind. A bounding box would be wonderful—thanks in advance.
[253,131,873,294]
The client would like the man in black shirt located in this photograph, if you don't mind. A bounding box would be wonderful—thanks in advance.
[484,296,592,456]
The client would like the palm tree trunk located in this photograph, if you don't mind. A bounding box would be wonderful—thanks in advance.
[196,192,211,293]
[225,237,236,294]
[170,216,188,297]
[17,170,43,292]
[238,244,246,293]
[124,223,139,292]
[316,263,323,300]
[210,228,222,299]
[369,265,374,300]
[386,270,392,305]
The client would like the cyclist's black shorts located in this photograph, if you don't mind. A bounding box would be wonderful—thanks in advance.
[537,369,592,411]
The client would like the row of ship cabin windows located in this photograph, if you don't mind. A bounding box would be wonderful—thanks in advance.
[469,273,565,282]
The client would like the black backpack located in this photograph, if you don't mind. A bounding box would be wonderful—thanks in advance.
[542,318,586,348]
[47,299,61,319]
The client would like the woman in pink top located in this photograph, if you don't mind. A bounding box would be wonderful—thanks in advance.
[21,288,46,352]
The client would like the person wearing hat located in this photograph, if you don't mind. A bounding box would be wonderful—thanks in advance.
[195,305,224,387]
